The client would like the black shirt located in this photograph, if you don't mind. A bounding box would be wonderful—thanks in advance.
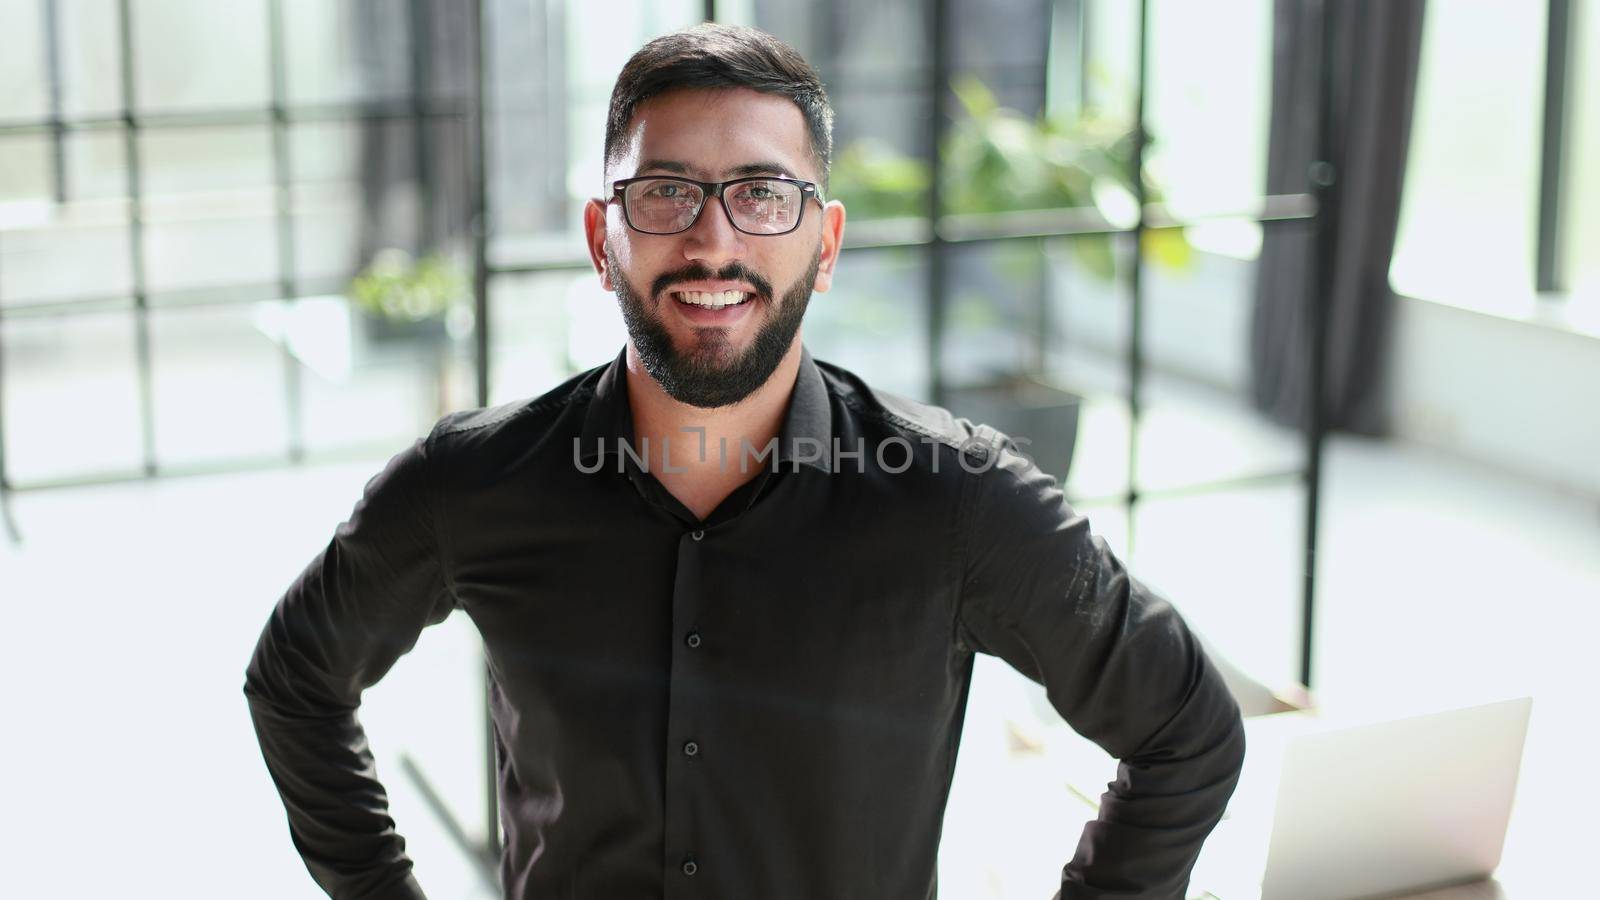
[243,344,1246,900]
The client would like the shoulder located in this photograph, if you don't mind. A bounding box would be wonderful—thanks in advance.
[812,358,1065,521]
[422,361,606,471]
[813,356,1007,471]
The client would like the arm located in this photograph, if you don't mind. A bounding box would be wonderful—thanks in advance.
[242,432,457,900]
[955,430,1246,900]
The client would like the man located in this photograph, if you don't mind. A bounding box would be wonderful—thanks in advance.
[244,23,1245,900]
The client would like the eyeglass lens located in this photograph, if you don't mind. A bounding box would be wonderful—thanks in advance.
[624,178,803,234]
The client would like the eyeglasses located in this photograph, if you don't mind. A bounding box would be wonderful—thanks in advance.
[610,175,824,236]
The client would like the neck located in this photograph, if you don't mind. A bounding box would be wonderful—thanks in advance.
[623,338,803,475]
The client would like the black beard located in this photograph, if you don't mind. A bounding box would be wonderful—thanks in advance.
[607,246,821,409]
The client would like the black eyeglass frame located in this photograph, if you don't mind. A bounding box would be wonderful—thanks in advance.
[608,175,826,236]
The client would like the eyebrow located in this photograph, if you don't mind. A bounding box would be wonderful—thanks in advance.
[636,159,800,180]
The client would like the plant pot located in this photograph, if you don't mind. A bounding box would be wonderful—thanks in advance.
[945,375,1082,482]
[355,307,449,345]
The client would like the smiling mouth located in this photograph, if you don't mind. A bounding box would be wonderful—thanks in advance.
[672,290,754,309]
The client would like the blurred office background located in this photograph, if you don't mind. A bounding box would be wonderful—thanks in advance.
[0,0,1595,897]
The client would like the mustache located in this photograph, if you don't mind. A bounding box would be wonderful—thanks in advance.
[651,262,774,302]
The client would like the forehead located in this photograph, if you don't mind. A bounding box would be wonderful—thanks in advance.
[615,87,815,181]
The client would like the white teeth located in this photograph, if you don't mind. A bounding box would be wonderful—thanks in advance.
[675,290,748,308]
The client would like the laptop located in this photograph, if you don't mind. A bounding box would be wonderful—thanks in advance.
[1186,695,1533,900]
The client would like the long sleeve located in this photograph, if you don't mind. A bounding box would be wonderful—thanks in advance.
[243,432,457,900]
[955,430,1246,900]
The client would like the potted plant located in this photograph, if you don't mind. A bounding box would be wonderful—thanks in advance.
[939,75,1191,277]
[347,248,469,344]
[830,76,1193,483]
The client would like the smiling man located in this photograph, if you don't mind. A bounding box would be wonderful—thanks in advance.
[587,68,845,520]
[244,23,1245,900]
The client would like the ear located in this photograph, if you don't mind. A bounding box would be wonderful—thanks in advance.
[811,199,847,294]
[583,197,614,291]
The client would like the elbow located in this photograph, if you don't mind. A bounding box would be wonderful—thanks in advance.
[241,624,276,705]
[1212,680,1248,769]
[1205,694,1248,804]
[240,630,307,719]
[241,664,266,705]
[241,654,281,716]
[1190,676,1248,795]
[1224,704,1247,779]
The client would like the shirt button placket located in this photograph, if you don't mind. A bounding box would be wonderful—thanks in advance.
[667,525,709,897]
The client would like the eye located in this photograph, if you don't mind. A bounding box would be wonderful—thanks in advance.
[730,181,783,209]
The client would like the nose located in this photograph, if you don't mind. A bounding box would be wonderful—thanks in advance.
[681,194,748,268]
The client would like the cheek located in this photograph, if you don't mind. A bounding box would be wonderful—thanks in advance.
[608,239,681,300]
[604,233,644,281]
[766,243,813,283]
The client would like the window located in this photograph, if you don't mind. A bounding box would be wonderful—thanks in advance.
[1390,1,1547,302]
[1567,1,1600,296]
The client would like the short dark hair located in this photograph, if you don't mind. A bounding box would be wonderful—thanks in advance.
[604,23,834,189]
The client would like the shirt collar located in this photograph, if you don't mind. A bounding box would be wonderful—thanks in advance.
[576,344,834,473]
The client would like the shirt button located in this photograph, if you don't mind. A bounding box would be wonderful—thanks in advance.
[683,740,699,757]
[681,858,698,876]
[690,529,705,541]
[685,631,702,649]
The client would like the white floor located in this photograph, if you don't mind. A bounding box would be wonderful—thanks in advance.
[0,432,1594,899]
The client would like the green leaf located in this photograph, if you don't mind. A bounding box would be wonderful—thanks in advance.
[1072,236,1117,281]
[1142,226,1192,270]
[951,74,998,119]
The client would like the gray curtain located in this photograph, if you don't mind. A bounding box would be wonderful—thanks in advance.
[352,0,479,266]
[1249,0,1427,436]
[750,0,1051,162]
[351,0,568,269]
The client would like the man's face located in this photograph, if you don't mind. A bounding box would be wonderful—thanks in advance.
[584,87,845,409]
